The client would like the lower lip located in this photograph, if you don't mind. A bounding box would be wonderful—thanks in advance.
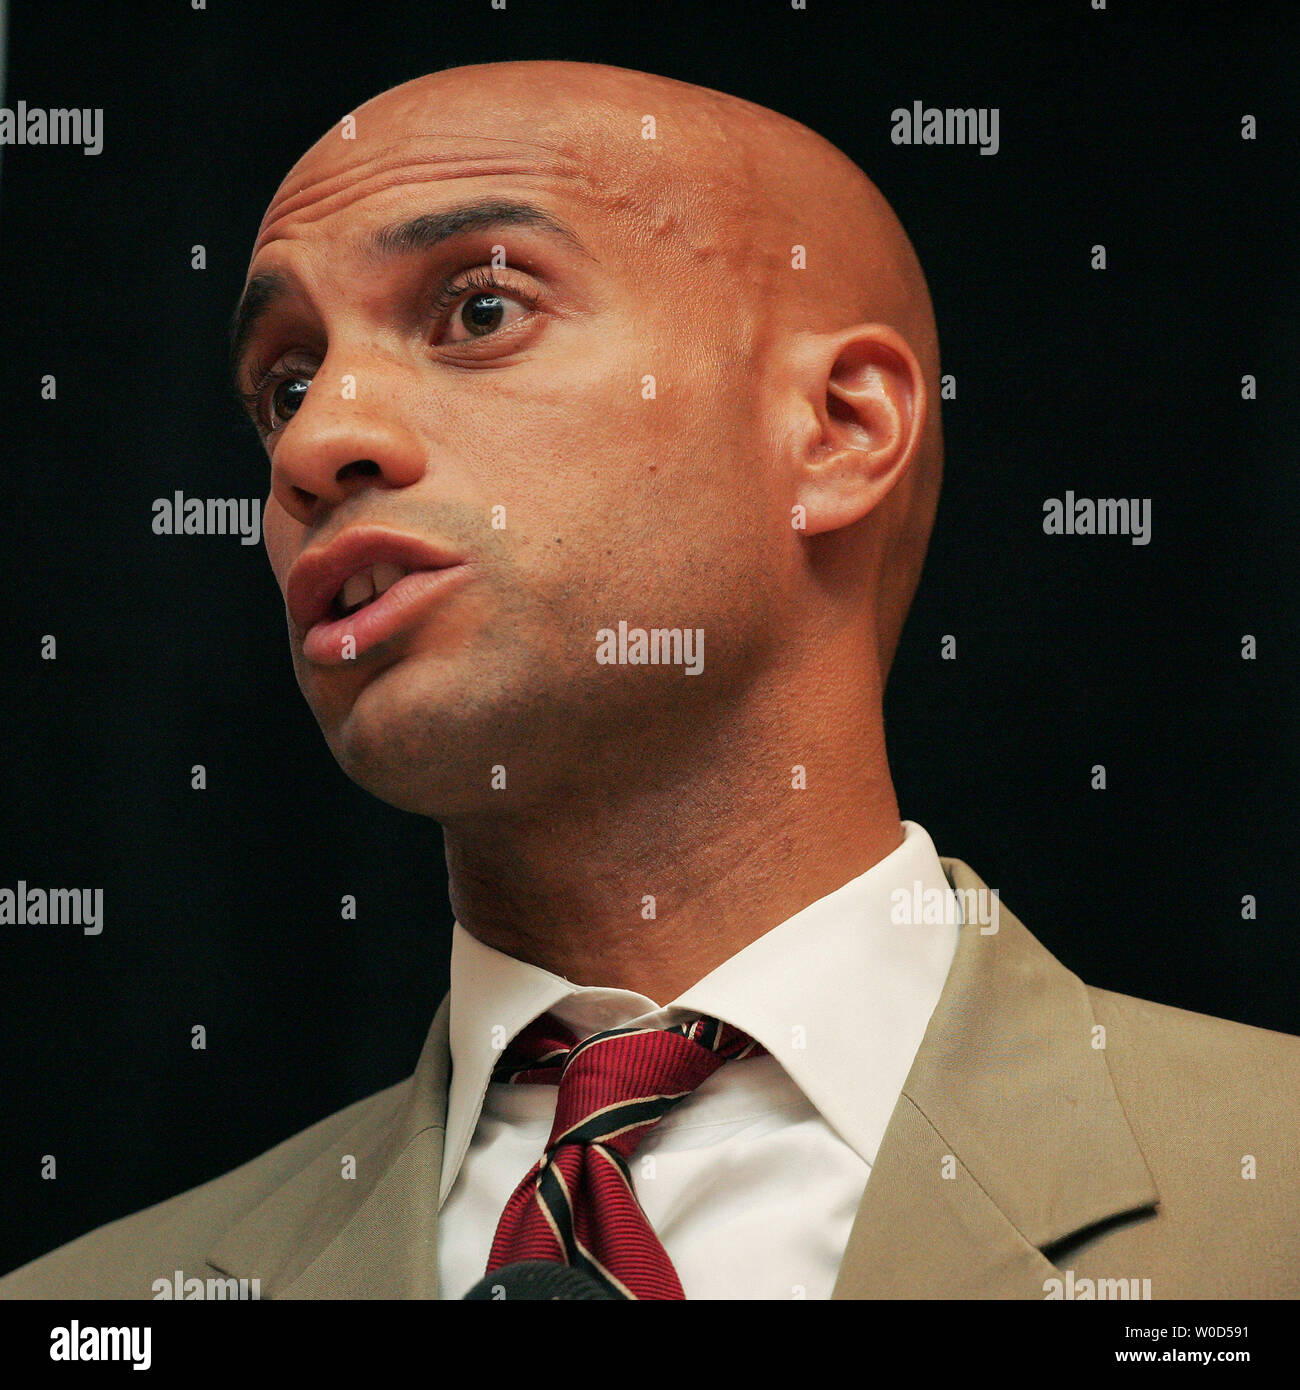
[301,565,472,666]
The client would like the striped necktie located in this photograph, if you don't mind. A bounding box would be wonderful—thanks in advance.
[485,1011,766,1299]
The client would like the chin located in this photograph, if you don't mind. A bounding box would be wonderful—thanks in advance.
[319,680,455,819]
[326,721,473,818]
[313,651,527,819]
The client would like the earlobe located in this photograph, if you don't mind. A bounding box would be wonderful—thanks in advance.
[794,324,925,538]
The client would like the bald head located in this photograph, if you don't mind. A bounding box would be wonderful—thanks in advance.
[241,60,943,816]
[256,61,942,679]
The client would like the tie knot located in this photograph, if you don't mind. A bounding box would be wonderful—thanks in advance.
[494,1013,765,1159]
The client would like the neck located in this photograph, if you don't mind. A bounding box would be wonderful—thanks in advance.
[441,669,902,1001]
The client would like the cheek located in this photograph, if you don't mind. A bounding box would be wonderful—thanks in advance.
[262,497,301,589]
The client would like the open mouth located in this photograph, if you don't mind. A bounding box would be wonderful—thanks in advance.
[331,562,411,620]
[286,526,473,665]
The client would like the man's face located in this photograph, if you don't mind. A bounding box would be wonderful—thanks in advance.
[236,93,792,817]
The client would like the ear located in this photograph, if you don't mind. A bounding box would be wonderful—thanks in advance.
[791,324,926,538]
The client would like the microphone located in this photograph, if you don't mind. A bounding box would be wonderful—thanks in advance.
[463,1260,626,1300]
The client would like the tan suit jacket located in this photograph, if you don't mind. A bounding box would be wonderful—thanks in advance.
[4,859,1298,1299]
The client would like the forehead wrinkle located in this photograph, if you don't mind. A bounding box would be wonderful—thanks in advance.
[254,146,588,258]
[250,82,781,350]
[251,179,614,286]
[262,132,576,220]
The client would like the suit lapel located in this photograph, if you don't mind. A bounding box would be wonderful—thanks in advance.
[205,995,452,1299]
[206,859,1161,1300]
[832,859,1160,1298]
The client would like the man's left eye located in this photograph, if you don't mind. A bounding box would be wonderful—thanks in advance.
[441,290,530,344]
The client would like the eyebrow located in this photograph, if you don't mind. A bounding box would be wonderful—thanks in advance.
[228,198,592,395]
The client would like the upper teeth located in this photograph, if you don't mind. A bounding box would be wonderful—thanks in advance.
[338,563,408,614]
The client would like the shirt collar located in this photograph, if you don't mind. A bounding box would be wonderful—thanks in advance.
[440,820,960,1205]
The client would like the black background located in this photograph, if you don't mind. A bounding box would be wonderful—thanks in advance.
[1,0,1295,1276]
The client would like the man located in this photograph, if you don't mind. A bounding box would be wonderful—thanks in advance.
[4,60,1297,1300]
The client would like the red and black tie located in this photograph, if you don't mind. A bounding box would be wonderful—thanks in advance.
[485,1011,766,1299]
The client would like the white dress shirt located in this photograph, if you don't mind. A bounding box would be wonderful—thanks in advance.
[437,820,962,1300]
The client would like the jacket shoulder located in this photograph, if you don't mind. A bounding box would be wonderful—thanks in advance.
[1088,983,1300,1112]
[0,1077,409,1300]
[1080,984,1300,1294]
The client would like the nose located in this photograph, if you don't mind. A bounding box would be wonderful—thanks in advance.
[268,360,427,526]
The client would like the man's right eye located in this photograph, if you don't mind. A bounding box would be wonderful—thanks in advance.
[240,367,313,435]
[268,375,310,428]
